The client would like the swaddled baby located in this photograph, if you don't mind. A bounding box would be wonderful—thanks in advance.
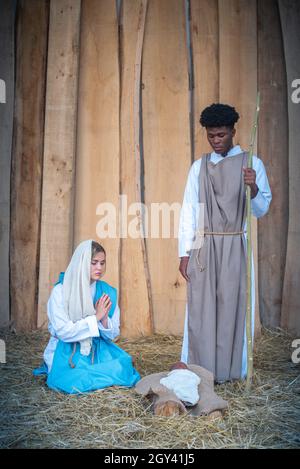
[159,361,200,406]
[135,361,228,418]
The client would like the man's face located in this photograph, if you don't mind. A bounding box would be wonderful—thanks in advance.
[206,126,236,156]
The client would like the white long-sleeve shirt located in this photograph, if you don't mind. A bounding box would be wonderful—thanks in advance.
[43,282,120,371]
[178,145,272,257]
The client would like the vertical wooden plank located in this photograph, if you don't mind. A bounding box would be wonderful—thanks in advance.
[74,0,120,290]
[0,0,16,328]
[279,0,300,335]
[120,0,153,337]
[190,0,219,157]
[219,0,257,148]
[257,0,288,328]
[143,0,191,334]
[37,0,81,328]
[10,0,49,332]
[218,0,261,336]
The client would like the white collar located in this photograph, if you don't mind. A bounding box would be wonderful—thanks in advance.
[211,145,242,160]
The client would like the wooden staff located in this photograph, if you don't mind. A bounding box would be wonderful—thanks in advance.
[246,92,260,392]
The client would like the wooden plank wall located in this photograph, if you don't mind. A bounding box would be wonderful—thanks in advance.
[0,0,16,328]
[74,0,120,291]
[257,0,288,328]
[10,0,49,332]
[278,0,300,335]
[3,0,298,338]
[143,0,190,334]
[190,0,219,158]
[218,0,261,336]
[37,0,81,328]
[119,0,153,337]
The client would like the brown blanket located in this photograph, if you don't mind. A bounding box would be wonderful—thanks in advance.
[135,364,228,417]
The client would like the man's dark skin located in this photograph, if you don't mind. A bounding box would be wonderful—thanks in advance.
[179,126,258,282]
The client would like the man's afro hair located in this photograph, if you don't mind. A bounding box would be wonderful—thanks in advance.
[200,103,239,128]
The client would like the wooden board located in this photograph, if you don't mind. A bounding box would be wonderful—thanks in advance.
[278,0,300,335]
[10,0,49,332]
[257,0,288,328]
[219,0,257,149]
[37,0,81,328]
[218,0,261,337]
[74,0,120,291]
[0,0,16,328]
[142,0,191,335]
[119,0,153,337]
[190,0,219,158]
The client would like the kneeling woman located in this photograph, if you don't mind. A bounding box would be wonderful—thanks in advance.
[34,240,140,394]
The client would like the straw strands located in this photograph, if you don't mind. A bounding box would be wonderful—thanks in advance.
[0,329,299,449]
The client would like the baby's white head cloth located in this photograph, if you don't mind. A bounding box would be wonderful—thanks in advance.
[160,369,201,406]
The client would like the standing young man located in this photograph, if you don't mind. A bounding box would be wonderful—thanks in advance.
[178,103,272,383]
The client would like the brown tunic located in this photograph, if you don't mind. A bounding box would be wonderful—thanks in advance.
[187,153,248,382]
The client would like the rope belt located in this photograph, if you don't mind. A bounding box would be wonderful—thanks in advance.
[196,230,246,236]
[195,230,246,269]
[68,342,77,369]
[68,342,96,368]
[91,344,95,365]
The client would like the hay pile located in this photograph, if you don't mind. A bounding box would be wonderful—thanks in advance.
[0,328,299,448]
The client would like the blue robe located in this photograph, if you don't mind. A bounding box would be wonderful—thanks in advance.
[33,274,140,394]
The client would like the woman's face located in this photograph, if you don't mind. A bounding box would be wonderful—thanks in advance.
[90,251,106,282]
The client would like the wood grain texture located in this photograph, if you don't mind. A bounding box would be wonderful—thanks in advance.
[37,0,81,328]
[190,0,219,157]
[257,0,288,328]
[0,0,16,327]
[74,0,120,291]
[142,0,191,334]
[278,0,300,335]
[218,0,261,337]
[119,0,153,337]
[10,0,49,332]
